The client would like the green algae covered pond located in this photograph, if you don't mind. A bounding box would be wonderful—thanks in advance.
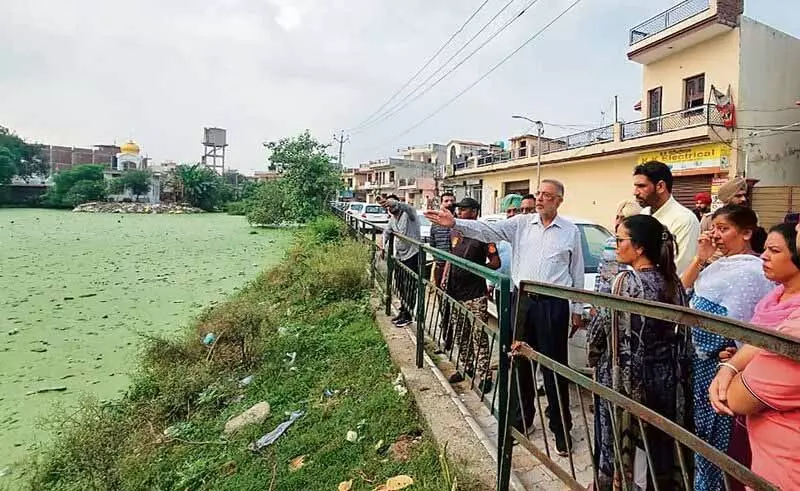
[0,209,292,473]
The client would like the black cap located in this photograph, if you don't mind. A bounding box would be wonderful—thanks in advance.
[455,197,481,210]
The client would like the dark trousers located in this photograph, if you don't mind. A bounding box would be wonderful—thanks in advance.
[515,295,572,438]
[395,253,420,316]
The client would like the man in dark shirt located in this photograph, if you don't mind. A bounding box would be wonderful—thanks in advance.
[442,197,500,391]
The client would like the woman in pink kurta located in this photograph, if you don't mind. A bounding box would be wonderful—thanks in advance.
[708,223,800,490]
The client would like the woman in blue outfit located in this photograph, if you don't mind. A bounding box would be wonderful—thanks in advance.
[680,205,773,491]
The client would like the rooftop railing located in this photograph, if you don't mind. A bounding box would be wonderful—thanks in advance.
[621,104,724,140]
[629,0,710,45]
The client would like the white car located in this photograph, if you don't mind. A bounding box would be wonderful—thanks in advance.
[479,213,613,373]
[346,202,390,230]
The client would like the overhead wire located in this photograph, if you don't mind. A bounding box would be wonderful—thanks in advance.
[351,0,531,134]
[348,0,493,131]
[370,0,585,151]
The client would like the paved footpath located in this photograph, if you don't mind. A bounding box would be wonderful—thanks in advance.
[377,294,596,490]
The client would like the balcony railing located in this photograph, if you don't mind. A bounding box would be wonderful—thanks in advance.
[472,124,615,168]
[629,0,710,46]
[621,104,724,140]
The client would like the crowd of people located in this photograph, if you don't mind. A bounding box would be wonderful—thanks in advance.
[374,160,799,490]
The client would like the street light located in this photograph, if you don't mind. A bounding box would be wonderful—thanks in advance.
[512,115,544,188]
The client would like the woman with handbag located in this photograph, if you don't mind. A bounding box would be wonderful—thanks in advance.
[587,214,693,490]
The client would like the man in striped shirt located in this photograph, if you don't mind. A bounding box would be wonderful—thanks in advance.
[430,192,456,286]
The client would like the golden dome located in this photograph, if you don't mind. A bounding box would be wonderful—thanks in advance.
[120,140,140,154]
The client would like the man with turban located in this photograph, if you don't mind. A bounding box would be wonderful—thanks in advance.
[700,178,748,232]
[694,192,712,221]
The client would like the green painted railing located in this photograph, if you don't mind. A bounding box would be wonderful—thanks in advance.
[331,207,800,491]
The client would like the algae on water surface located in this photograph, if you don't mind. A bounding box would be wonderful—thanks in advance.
[0,209,291,472]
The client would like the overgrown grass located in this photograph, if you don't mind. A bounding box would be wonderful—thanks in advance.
[21,215,482,491]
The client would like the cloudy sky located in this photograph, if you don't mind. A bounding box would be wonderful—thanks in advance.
[1,0,797,174]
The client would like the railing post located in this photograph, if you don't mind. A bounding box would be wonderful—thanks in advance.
[385,233,394,316]
[370,228,377,288]
[496,276,515,491]
[415,247,426,369]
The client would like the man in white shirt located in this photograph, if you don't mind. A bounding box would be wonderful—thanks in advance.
[633,161,700,275]
[425,179,583,456]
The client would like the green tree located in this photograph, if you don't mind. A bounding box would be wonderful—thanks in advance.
[168,164,225,211]
[111,169,152,200]
[0,126,46,184]
[43,164,107,208]
[0,147,16,185]
[245,180,290,225]
[247,131,341,225]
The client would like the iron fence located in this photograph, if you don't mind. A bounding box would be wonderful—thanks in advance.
[332,208,800,491]
[629,0,710,45]
[621,104,725,140]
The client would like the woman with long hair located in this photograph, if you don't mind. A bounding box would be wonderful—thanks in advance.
[587,214,692,490]
[709,223,800,490]
[681,205,774,491]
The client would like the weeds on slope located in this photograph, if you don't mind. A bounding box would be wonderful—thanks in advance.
[25,216,482,491]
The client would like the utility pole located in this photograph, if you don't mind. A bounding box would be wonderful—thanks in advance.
[614,95,619,123]
[333,130,349,170]
[535,121,544,189]
[512,115,544,188]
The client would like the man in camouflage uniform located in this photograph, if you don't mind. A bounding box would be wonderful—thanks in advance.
[441,197,500,392]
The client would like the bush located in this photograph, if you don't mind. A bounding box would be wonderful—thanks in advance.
[223,200,249,216]
[306,240,370,301]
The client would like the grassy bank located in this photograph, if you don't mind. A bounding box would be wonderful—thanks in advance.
[22,217,478,490]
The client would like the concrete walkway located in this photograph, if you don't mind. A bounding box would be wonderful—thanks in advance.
[375,297,596,490]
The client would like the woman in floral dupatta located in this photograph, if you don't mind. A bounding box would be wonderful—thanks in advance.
[681,206,773,491]
[587,215,693,490]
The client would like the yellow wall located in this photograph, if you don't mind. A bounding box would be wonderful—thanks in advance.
[480,155,639,230]
[642,29,740,116]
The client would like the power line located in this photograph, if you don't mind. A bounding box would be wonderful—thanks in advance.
[351,0,526,134]
[348,0,492,131]
[373,0,585,150]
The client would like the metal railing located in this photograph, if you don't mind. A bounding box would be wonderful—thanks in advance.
[629,0,711,45]
[455,125,616,170]
[621,104,725,140]
[496,281,800,491]
[331,208,800,491]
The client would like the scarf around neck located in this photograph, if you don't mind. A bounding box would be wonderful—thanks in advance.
[750,284,800,329]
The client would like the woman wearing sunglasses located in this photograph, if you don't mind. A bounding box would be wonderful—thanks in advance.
[587,214,692,490]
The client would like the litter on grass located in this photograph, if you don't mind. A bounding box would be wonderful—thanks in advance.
[249,410,304,450]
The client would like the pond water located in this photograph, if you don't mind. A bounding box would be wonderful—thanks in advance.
[0,209,291,472]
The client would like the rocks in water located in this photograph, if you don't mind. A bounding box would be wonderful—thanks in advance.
[72,202,205,214]
[224,402,271,436]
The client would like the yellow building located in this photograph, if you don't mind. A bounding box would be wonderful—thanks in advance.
[447,0,800,229]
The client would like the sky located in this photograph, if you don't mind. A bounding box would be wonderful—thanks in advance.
[1,0,798,175]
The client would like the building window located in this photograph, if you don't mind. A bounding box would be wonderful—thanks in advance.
[347,178,353,188]
[389,171,395,183]
[518,140,527,159]
[684,74,705,111]
[647,87,662,133]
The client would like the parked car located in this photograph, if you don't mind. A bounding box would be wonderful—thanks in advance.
[478,213,613,373]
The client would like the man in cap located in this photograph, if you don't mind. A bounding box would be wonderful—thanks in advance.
[700,177,749,232]
[379,194,422,328]
[694,192,712,221]
[441,197,500,392]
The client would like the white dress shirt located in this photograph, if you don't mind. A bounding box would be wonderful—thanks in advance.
[453,213,585,314]
[642,196,700,275]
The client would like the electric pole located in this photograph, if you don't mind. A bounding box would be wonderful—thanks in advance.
[333,130,350,170]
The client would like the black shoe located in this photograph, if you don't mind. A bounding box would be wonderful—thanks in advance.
[555,433,573,457]
[395,316,412,327]
[390,313,403,323]
[448,372,465,384]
